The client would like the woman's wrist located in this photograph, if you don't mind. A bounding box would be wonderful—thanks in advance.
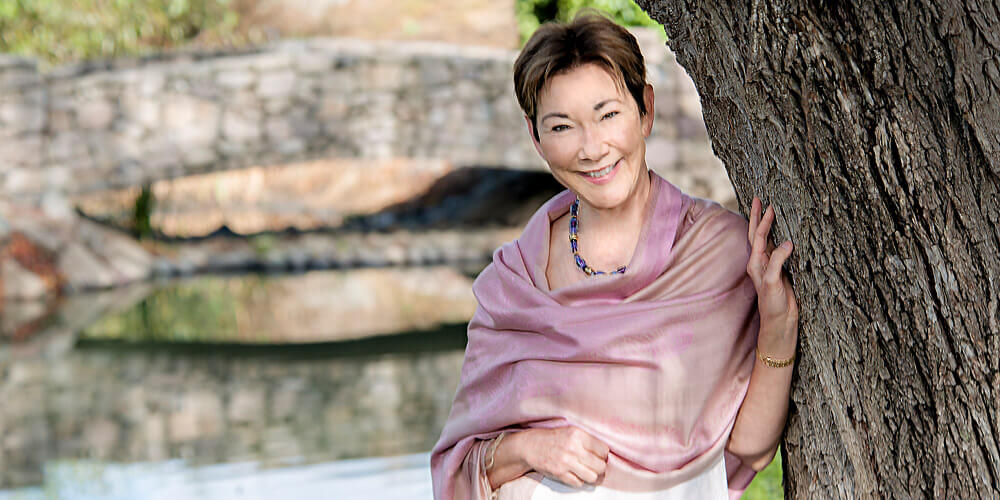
[498,429,531,469]
[756,321,798,360]
[484,429,533,489]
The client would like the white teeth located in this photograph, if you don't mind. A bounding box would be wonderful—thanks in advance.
[585,161,617,177]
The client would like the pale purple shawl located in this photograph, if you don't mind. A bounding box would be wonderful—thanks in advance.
[431,172,759,499]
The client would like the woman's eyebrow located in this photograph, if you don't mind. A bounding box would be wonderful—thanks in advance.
[593,98,621,111]
[540,111,570,123]
[540,98,623,123]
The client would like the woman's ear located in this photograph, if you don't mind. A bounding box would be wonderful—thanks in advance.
[525,114,546,160]
[642,84,655,138]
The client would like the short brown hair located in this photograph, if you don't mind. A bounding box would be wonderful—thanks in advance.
[513,9,648,142]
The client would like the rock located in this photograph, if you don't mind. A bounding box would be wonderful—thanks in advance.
[121,93,160,129]
[256,71,296,98]
[136,71,166,96]
[275,138,305,155]
[40,192,75,221]
[0,98,44,133]
[460,243,486,262]
[142,415,168,460]
[173,257,197,276]
[287,249,309,272]
[216,139,247,156]
[1,259,50,300]
[181,146,217,168]
[249,52,292,71]
[645,138,678,171]
[206,251,254,272]
[0,67,42,89]
[383,243,406,265]
[119,387,148,424]
[228,389,265,424]
[294,51,332,74]
[438,243,462,264]
[222,109,262,143]
[83,418,119,459]
[318,95,348,119]
[216,70,255,89]
[140,137,182,170]
[263,252,288,273]
[271,381,303,420]
[100,238,152,283]
[75,220,150,283]
[162,94,220,147]
[3,360,47,386]
[358,248,388,267]
[57,243,115,290]
[0,297,49,337]
[46,132,88,162]
[0,136,42,169]
[677,83,704,118]
[169,390,224,441]
[76,99,116,130]
[0,54,36,70]
[151,258,174,277]
[263,97,291,114]
[264,116,294,141]
[422,244,443,264]
[12,224,64,254]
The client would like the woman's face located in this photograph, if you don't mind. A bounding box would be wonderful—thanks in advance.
[527,63,654,210]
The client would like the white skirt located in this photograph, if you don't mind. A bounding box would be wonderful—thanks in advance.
[528,453,728,500]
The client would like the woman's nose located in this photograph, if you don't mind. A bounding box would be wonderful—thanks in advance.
[578,125,608,161]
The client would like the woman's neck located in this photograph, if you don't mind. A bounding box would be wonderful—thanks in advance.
[576,169,653,240]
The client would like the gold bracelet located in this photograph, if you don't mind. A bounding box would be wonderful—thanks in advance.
[484,432,507,471]
[756,346,795,368]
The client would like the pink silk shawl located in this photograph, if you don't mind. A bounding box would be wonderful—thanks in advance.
[430,172,760,499]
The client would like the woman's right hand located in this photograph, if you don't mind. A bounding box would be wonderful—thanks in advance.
[515,426,610,487]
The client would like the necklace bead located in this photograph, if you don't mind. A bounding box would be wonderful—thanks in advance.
[569,198,627,276]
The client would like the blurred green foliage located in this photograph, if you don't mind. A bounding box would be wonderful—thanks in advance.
[515,0,666,44]
[0,0,247,65]
[81,276,256,343]
[133,183,155,240]
[744,448,785,499]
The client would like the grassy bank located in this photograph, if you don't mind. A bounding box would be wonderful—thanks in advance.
[0,0,257,65]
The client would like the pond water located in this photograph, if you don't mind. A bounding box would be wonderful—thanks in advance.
[0,267,476,498]
[0,264,782,499]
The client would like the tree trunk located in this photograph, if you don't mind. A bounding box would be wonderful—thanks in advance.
[636,0,1000,497]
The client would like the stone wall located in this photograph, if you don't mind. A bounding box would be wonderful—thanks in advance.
[0,342,465,488]
[0,29,725,201]
[0,56,45,192]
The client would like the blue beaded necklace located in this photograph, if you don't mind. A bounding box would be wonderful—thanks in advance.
[569,197,627,276]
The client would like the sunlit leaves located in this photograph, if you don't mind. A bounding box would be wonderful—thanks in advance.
[0,0,245,66]
[515,0,666,45]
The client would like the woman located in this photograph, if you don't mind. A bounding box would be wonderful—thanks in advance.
[431,10,799,499]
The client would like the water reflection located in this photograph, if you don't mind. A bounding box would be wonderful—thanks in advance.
[0,451,434,499]
[82,266,478,344]
[0,344,464,491]
[0,267,476,493]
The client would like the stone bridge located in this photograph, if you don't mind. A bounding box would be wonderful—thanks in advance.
[0,30,731,302]
[0,28,718,201]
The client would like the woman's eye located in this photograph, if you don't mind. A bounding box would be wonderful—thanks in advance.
[601,111,619,120]
[552,124,569,132]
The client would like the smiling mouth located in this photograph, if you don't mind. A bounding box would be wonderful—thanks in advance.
[581,159,620,178]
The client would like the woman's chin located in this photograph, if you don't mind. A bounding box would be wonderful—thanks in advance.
[558,163,643,209]
[575,184,632,210]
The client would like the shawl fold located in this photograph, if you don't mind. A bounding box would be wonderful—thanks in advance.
[431,172,760,499]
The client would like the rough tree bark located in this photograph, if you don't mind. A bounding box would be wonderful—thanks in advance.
[636,1,1000,498]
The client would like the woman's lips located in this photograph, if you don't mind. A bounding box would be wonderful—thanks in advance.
[579,158,621,185]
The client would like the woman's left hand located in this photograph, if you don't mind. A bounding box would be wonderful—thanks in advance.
[746,197,799,352]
